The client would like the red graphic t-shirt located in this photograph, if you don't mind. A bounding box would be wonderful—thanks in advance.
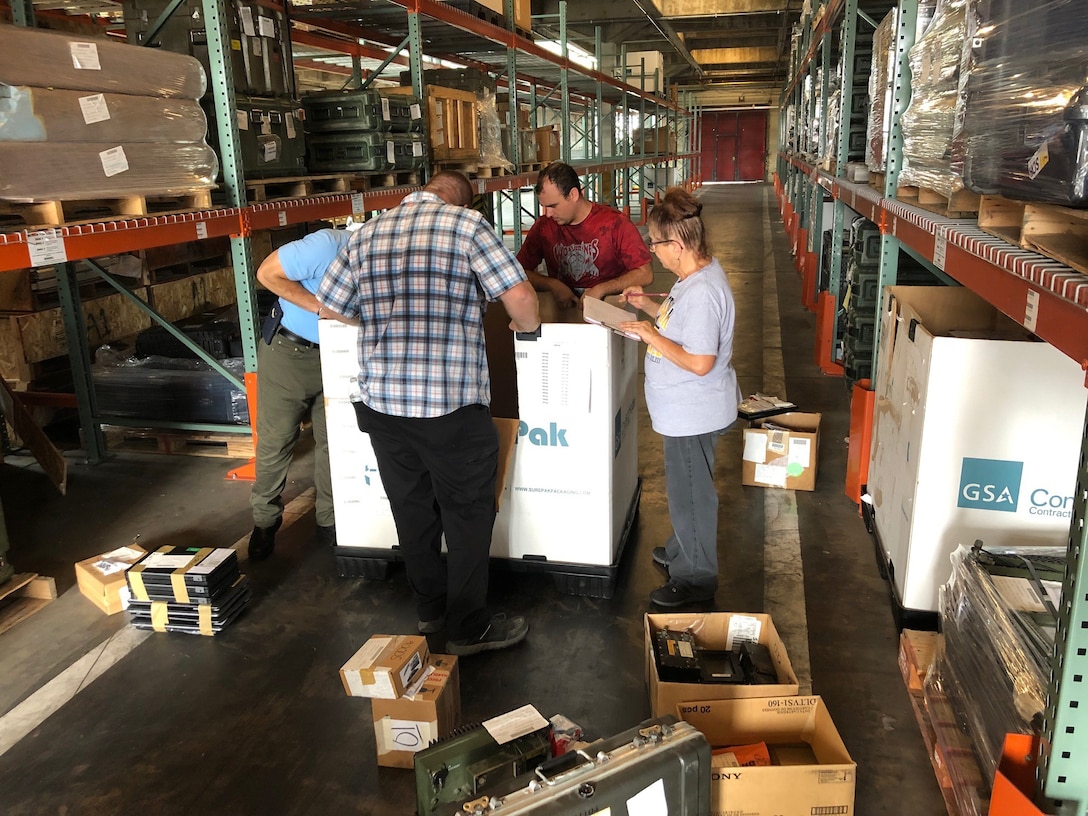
[516,202,651,290]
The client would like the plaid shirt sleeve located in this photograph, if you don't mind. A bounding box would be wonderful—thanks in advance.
[316,234,361,319]
[467,215,529,300]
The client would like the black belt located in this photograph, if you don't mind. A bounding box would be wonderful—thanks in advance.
[276,326,319,349]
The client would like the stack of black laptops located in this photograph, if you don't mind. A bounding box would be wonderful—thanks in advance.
[125,546,250,636]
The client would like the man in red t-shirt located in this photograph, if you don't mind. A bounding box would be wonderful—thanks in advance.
[517,162,653,307]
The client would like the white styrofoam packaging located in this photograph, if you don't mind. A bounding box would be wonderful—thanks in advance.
[868,286,1087,614]
[318,316,639,568]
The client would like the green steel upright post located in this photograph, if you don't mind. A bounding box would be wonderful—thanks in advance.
[594,26,604,201]
[505,0,523,248]
[872,0,917,374]
[559,2,571,164]
[407,9,428,183]
[11,0,33,26]
[55,263,106,462]
[1039,411,1088,812]
[202,0,258,373]
[639,59,647,207]
[828,0,861,361]
[620,44,630,216]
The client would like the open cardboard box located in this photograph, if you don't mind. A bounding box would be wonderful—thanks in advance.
[677,696,856,816]
[646,612,799,717]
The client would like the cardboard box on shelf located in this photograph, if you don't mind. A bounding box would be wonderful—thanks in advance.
[868,285,1088,614]
[339,634,429,700]
[645,612,800,717]
[677,696,856,816]
[741,412,821,491]
[534,126,560,163]
[371,654,460,768]
[74,544,146,615]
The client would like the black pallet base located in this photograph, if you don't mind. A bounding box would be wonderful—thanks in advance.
[334,479,641,600]
[866,500,940,633]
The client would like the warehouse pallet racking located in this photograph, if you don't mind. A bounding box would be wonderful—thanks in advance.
[775,0,1087,812]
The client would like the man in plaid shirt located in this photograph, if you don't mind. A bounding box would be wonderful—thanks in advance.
[317,171,540,656]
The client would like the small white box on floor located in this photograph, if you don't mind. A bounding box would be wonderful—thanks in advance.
[868,286,1088,614]
[339,634,429,700]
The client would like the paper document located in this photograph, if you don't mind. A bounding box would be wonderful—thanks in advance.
[582,296,640,340]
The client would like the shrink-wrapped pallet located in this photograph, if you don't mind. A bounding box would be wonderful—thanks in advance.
[0,142,218,202]
[0,25,206,99]
[899,0,970,196]
[865,9,896,172]
[960,0,1088,205]
[0,85,208,143]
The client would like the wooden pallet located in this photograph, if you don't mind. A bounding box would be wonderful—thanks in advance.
[434,160,511,179]
[979,195,1088,275]
[0,573,58,636]
[243,173,358,202]
[898,185,981,218]
[899,629,939,695]
[0,190,213,230]
[103,426,254,459]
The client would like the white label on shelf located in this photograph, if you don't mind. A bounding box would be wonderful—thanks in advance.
[238,6,255,36]
[252,37,263,57]
[1027,142,1049,180]
[386,140,395,165]
[381,97,390,121]
[78,93,110,124]
[99,145,129,177]
[258,15,275,38]
[412,142,423,157]
[1024,289,1040,332]
[69,42,101,70]
[195,222,208,240]
[410,103,421,120]
[278,211,288,227]
[260,119,272,136]
[285,112,296,139]
[236,109,249,131]
[351,192,365,215]
[26,229,68,267]
[932,224,948,270]
[263,139,278,161]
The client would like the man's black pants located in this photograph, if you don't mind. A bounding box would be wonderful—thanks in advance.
[353,401,498,642]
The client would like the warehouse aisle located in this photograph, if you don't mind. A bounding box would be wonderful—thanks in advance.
[0,182,947,814]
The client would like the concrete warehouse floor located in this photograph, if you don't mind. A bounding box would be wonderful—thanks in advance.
[0,181,946,814]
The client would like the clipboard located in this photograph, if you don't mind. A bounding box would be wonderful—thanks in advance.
[582,296,641,340]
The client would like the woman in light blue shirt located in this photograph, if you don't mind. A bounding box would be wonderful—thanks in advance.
[621,187,739,607]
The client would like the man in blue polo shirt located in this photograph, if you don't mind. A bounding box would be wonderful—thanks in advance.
[248,227,351,561]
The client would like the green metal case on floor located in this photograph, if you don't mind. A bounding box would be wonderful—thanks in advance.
[303,90,422,134]
[307,131,425,174]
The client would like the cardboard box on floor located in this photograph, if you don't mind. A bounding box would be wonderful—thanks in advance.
[74,544,146,615]
[646,612,800,717]
[339,634,429,700]
[372,654,460,768]
[676,696,856,816]
[741,412,821,491]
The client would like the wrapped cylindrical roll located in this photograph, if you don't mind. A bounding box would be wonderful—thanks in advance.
[0,142,218,202]
[0,85,208,143]
[0,26,206,99]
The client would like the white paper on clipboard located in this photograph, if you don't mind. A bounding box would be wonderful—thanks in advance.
[582,296,640,340]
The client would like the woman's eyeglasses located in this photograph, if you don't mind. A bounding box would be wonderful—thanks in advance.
[646,238,676,251]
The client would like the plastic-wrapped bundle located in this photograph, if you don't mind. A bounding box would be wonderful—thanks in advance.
[0,26,206,99]
[93,351,249,425]
[899,0,970,196]
[0,142,218,202]
[934,544,1050,807]
[477,88,514,172]
[0,85,208,143]
[961,0,1088,204]
[865,9,897,171]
